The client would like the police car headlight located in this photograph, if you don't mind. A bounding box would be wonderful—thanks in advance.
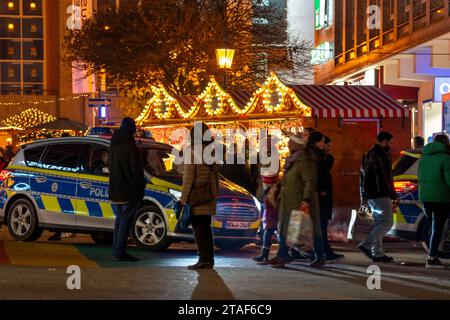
[252,196,261,212]
[169,189,182,200]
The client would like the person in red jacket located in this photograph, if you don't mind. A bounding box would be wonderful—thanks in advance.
[252,182,280,264]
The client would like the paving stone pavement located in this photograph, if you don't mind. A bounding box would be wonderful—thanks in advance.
[0,230,449,299]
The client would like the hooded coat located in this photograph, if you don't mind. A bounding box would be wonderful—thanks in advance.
[278,147,321,238]
[108,129,146,202]
[418,142,450,203]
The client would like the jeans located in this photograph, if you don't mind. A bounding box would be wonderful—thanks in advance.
[320,218,334,257]
[423,202,450,258]
[192,215,215,263]
[112,201,140,258]
[360,197,393,258]
[276,235,290,259]
[262,228,276,250]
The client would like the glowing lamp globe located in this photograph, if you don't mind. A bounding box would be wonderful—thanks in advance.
[215,48,235,69]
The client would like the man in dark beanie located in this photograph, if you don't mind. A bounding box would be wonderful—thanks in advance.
[109,117,146,261]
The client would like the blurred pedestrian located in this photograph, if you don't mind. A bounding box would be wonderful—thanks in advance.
[109,117,146,262]
[418,134,450,269]
[269,132,325,268]
[319,136,344,263]
[220,143,253,192]
[4,145,15,163]
[413,136,425,150]
[0,148,7,171]
[359,131,397,263]
[252,182,280,265]
[180,122,219,270]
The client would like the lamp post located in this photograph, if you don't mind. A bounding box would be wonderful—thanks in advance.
[215,48,235,89]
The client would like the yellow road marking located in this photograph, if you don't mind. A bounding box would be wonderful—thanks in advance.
[4,241,98,268]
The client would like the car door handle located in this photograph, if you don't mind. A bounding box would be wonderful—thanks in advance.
[79,182,92,189]
[35,176,47,183]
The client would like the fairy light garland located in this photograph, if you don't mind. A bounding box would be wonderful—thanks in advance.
[1,108,56,130]
[135,73,312,124]
[196,76,243,116]
[0,94,88,107]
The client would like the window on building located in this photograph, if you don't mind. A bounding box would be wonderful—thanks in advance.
[0,1,20,15]
[253,17,269,25]
[22,0,42,16]
[254,0,270,6]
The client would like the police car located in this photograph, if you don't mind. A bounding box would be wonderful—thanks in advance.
[0,136,261,251]
[391,149,449,253]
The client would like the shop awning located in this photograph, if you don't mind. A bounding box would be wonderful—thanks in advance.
[289,85,409,118]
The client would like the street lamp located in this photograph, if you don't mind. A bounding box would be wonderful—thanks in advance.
[215,48,235,89]
[215,48,235,69]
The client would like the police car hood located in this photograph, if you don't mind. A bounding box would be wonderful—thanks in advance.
[158,175,254,200]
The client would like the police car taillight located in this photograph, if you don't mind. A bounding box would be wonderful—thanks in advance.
[0,170,12,183]
[394,180,417,194]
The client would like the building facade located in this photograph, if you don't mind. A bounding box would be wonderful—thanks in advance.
[314,0,450,141]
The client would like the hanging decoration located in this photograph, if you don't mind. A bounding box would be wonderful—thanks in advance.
[1,108,56,130]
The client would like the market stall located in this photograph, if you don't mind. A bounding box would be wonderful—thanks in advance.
[135,73,411,210]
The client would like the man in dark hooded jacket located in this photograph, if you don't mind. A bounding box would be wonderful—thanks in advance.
[109,117,146,261]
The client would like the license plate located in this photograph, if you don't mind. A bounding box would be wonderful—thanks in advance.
[224,221,250,229]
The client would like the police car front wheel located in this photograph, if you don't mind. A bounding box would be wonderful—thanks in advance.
[7,198,43,241]
[131,205,171,251]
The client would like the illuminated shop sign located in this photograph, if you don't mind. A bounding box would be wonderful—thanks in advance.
[311,42,333,65]
[315,0,332,30]
[434,77,450,102]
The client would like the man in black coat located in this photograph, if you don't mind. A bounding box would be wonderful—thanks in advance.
[109,117,146,261]
[359,131,397,263]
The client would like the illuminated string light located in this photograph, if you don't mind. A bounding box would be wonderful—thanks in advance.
[1,108,56,130]
[0,94,88,107]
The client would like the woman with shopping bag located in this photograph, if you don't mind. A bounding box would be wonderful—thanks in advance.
[180,122,220,270]
[269,133,325,268]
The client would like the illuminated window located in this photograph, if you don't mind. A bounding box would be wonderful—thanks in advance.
[30,47,37,57]
[8,68,15,78]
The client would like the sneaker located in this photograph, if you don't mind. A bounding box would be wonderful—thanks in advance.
[372,255,394,263]
[269,256,286,268]
[357,243,373,259]
[310,258,325,268]
[188,261,214,270]
[326,253,345,263]
[252,256,267,262]
[256,258,269,265]
[426,257,446,269]
[289,248,312,261]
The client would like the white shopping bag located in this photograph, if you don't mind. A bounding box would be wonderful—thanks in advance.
[286,210,313,250]
[347,207,374,243]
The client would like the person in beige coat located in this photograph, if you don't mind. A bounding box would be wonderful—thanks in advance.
[181,122,219,270]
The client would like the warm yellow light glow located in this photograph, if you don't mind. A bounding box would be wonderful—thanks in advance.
[30,2,36,10]
[104,25,110,31]
[8,23,14,31]
[437,9,443,14]
[8,2,14,9]
[215,48,235,69]
[374,39,380,48]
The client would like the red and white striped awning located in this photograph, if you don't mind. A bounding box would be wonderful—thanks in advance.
[290,85,409,118]
[228,90,252,108]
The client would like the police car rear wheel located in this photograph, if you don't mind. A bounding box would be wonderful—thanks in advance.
[7,198,42,241]
[131,206,171,251]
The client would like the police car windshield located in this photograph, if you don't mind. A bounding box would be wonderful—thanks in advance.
[138,145,181,178]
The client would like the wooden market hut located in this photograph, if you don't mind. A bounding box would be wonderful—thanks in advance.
[136,73,411,210]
